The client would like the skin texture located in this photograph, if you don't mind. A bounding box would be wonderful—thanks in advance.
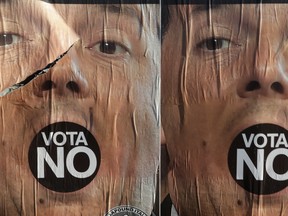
[0,1,160,215]
[162,4,288,216]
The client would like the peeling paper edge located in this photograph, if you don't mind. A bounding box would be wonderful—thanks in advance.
[0,42,76,97]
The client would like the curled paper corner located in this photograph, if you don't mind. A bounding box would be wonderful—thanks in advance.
[0,42,77,97]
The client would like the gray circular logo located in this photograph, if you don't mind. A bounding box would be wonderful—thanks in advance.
[105,206,147,216]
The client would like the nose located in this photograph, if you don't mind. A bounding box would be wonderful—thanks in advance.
[33,45,89,98]
[237,44,288,99]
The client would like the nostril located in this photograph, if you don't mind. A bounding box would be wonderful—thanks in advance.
[246,81,261,91]
[66,81,80,93]
[42,80,56,91]
[271,82,284,93]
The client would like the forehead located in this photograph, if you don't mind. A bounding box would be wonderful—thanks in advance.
[56,4,157,26]
[0,1,157,20]
[54,3,160,38]
[54,4,141,18]
[164,3,288,36]
[53,4,158,21]
[175,3,288,19]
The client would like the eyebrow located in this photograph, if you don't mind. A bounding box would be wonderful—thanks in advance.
[100,4,142,25]
[192,4,225,15]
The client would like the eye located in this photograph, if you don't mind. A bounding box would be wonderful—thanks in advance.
[90,41,128,55]
[0,33,23,47]
[198,37,230,51]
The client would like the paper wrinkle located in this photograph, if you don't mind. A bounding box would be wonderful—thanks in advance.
[161,3,288,216]
[0,3,160,216]
[0,42,77,97]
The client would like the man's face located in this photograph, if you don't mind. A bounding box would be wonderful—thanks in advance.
[162,4,288,216]
[0,1,159,215]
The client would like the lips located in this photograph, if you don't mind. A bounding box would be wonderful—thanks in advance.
[28,103,92,131]
[228,123,288,195]
[223,100,288,143]
[28,121,101,193]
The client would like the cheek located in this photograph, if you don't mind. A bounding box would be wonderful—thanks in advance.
[90,58,156,110]
[165,103,232,163]
[161,49,183,104]
[162,14,184,104]
[87,61,158,176]
[0,45,45,91]
[0,102,35,187]
[1,103,35,153]
[90,63,131,112]
[0,36,70,93]
[185,61,234,103]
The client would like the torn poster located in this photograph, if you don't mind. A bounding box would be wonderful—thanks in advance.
[0,0,160,215]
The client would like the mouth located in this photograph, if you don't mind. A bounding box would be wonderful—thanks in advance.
[228,123,288,195]
[245,187,288,207]
[28,104,94,133]
[28,121,101,193]
[224,100,288,142]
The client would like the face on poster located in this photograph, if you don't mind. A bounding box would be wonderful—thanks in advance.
[162,2,288,216]
[0,0,160,215]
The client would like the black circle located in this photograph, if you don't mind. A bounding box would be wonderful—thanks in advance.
[28,122,101,192]
[228,123,288,194]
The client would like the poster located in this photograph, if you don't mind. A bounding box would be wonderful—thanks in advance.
[0,0,160,215]
[2,0,288,215]
[161,0,288,215]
